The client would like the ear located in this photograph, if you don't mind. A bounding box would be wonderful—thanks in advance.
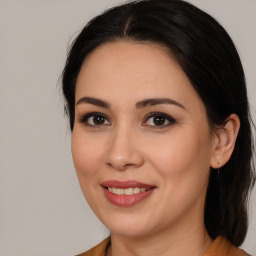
[210,114,240,169]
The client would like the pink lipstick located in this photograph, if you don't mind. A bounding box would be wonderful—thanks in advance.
[101,180,156,207]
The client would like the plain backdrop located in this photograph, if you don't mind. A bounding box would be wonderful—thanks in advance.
[0,0,255,255]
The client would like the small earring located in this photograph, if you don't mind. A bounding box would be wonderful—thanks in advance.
[217,162,221,175]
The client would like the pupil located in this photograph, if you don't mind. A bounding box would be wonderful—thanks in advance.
[153,116,165,125]
[93,116,105,124]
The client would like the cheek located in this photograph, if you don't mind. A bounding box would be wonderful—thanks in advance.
[71,128,104,181]
[71,128,108,212]
[144,129,212,220]
[146,127,212,183]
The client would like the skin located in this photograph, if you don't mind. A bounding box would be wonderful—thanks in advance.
[71,41,240,256]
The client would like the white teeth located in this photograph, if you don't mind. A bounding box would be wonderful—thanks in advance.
[133,187,140,194]
[108,187,149,195]
[125,188,133,195]
[111,188,124,195]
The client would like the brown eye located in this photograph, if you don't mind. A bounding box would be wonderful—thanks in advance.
[93,116,106,125]
[87,115,110,126]
[152,116,166,126]
[143,112,176,128]
[79,112,111,126]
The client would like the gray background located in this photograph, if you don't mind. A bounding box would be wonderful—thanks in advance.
[0,0,255,255]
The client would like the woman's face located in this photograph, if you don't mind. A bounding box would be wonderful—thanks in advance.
[72,41,217,238]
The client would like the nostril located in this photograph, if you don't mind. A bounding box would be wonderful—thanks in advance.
[106,161,135,171]
[105,149,145,171]
[124,163,134,168]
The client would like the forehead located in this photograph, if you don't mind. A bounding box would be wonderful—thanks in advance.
[75,41,200,108]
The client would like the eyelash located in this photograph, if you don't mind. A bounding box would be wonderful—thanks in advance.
[78,112,110,128]
[78,111,176,128]
[143,112,176,128]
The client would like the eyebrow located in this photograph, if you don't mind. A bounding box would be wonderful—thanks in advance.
[76,97,111,108]
[76,96,185,110]
[135,98,185,110]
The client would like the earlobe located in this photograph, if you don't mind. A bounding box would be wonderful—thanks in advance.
[210,114,240,169]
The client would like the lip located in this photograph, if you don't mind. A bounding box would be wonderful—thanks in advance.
[101,180,155,189]
[101,180,156,207]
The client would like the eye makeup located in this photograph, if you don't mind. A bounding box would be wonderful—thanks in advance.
[78,112,111,127]
[78,111,176,129]
[142,112,176,129]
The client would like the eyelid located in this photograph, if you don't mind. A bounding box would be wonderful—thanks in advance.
[142,112,176,128]
[78,111,176,128]
[78,112,111,126]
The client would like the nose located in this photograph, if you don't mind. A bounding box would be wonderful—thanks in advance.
[105,126,144,171]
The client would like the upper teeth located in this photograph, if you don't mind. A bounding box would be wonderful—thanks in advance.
[108,187,147,195]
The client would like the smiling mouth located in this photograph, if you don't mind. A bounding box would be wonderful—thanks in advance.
[107,187,150,195]
[101,180,156,206]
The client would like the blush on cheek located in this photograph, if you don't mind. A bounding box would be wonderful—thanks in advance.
[71,138,91,177]
[72,149,100,177]
[153,141,203,182]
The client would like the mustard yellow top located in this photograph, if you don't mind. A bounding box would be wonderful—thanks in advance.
[76,236,249,256]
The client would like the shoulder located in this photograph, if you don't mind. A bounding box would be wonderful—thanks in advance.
[204,236,250,256]
[76,236,250,256]
[76,237,111,256]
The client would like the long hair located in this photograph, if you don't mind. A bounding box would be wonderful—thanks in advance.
[62,0,255,246]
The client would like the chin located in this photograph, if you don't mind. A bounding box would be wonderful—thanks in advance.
[100,212,157,238]
[109,225,152,238]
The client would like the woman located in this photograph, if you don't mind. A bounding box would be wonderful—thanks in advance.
[62,0,255,255]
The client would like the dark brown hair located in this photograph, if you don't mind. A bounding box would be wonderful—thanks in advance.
[62,0,255,246]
